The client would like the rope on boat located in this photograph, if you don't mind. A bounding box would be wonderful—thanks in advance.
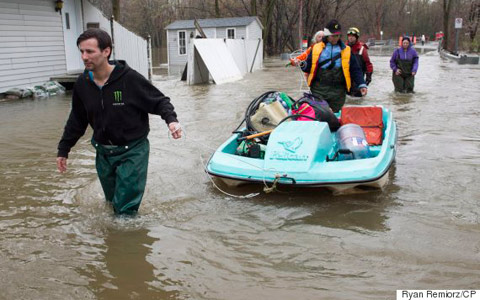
[167,121,293,196]
[199,155,260,199]
[263,175,280,193]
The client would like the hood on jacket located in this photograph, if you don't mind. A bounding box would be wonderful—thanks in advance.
[83,60,131,84]
[349,40,369,51]
[401,36,413,49]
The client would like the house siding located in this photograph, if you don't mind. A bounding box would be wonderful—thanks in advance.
[81,0,110,32]
[246,21,263,39]
[166,18,264,68]
[0,0,67,93]
[167,29,195,65]
[215,26,246,39]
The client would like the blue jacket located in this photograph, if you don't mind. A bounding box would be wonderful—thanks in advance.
[301,40,367,89]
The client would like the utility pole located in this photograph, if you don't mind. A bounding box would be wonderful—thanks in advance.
[299,0,303,50]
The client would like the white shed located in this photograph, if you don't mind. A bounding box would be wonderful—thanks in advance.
[165,16,263,68]
[0,0,150,94]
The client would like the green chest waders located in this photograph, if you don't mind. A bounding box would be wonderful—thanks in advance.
[392,58,415,93]
[310,67,347,113]
[92,137,149,215]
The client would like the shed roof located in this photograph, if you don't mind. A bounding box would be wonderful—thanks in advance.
[165,16,263,30]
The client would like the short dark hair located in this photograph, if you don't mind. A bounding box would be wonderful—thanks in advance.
[402,36,411,45]
[77,28,112,58]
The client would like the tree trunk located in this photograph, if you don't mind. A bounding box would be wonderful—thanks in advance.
[443,0,453,50]
[251,0,257,16]
[263,0,277,56]
[112,0,120,20]
[467,0,480,44]
[215,0,220,18]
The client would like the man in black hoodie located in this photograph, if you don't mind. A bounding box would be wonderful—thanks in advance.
[56,29,181,215]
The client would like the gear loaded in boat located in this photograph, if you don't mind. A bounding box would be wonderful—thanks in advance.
[207,90,396,191]
[234,91,340,158]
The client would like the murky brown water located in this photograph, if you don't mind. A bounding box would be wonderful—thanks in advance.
[1,53,479,299]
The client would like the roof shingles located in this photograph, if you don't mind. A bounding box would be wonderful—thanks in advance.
[165,16,262,30]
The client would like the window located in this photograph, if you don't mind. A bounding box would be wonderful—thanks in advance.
[178,31,186,55]
[226,28,235,39]
[87,22,100,29]
[65,13,70,30]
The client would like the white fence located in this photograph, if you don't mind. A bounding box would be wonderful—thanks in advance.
[83,0,150,80]
[112,21,149,79]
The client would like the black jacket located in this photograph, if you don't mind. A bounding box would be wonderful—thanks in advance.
[57,60,178,157]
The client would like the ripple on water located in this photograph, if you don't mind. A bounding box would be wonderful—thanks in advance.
[1,55,480,299]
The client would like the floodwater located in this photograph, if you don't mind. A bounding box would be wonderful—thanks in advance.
[1,52,479,299]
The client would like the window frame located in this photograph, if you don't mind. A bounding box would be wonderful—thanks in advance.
[177,30,187,56]
[226,28,236,39]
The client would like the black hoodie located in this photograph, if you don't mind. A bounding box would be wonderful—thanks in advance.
[57,60,178,158]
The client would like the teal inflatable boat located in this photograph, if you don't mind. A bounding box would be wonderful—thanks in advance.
[206,105,397,193]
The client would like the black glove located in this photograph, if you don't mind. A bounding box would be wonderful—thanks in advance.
[365,72,372,85]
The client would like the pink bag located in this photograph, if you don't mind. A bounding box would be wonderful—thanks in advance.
[291,103,316,121]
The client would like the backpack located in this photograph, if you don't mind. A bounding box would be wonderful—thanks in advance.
[292,93,341,131]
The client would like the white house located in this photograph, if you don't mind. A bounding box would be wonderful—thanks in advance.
[0,0,150,94]
[165,16,263,67]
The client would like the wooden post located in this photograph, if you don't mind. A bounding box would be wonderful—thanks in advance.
[147,34,153,81]
[110,15,116,60]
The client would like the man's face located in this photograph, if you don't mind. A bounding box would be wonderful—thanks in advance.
[402,40,410,49]
[78,38,110,71]
[327,34,340,45]
[347,34,357,44]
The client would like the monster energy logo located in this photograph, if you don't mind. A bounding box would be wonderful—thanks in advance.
[114,90,122,102]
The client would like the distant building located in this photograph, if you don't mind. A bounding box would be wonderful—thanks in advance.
[165,16,263,67]
[0,0,149,94]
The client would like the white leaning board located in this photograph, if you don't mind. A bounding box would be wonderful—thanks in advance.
[192,39,243,84]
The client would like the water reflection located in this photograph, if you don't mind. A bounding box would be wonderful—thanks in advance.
[1,54,480,299]
[209,167,398,233]
[94,226,180,299]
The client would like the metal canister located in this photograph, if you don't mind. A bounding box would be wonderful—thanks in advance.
[336,124,371,160]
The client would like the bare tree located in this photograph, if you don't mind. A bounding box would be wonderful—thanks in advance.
[251,0,257,15]
[443,0,454,50]
[88,0,478,58]
[466,0,480,47]
[215,0,220,17]
[112,0,120,20]
[263,0,277,55]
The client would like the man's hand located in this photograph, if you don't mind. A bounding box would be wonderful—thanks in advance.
[168,122,182,139]
[360,87,368,96]
[411,72,416,76]
[57,157,67,173]
[395,69,402,76]
[365,72,372,85]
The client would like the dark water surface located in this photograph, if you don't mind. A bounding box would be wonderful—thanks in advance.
[1,53,479,299]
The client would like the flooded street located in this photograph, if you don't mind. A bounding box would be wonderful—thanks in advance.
[1,52,479,299]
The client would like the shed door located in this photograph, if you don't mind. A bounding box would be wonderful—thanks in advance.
[62,0,84,72]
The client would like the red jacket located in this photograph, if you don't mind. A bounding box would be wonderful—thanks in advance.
[349,41,373,73]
